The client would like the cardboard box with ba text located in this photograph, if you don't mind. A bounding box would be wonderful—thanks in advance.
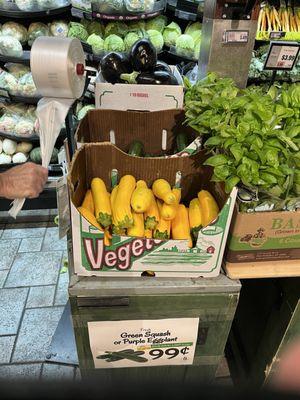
[68,143,237,278]
[226,209,300,263]
[95,66,184,111]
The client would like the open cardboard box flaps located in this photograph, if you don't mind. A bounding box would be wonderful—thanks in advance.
[69,143,237,278]
[75,109,200,157]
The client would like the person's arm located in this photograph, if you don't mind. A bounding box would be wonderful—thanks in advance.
[0,162,48,199]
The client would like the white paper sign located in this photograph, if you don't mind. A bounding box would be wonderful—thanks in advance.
[88,318,199,369]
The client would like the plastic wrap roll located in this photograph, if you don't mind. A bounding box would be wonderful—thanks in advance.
[30,36,86,99]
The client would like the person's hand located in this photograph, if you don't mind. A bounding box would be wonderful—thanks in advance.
[0,162,48,199]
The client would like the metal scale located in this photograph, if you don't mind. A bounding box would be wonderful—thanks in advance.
[199,0,260,88]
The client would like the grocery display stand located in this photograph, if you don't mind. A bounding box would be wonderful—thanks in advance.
[68,245,241,382]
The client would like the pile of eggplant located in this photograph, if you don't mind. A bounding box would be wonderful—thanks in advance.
[100,39,178,85]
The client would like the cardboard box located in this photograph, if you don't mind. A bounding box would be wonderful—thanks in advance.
[76,109,200,156]
[68,143,237,278]
[95,66,184,111]
[226,209,300,264]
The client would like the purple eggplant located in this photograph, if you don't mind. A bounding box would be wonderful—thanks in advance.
[100,52,132,84]
[153,61,172,74]
[137,70,178,85]
[130,39,157,72]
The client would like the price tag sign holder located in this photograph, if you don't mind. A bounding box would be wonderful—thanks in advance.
[263,41,300,71]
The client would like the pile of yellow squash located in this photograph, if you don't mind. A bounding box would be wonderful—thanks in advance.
[78,175,219,248]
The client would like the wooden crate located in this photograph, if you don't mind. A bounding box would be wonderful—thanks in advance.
[224,260,300,279]
[68,249,240,383]
[227,278,300,386]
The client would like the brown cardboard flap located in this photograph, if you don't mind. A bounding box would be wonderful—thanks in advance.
[69,142,228,209]
[76,109,195,156]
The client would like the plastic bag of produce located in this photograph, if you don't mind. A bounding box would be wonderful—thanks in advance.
[126,0,155,12]
[1,22,28,44]
[4,63,30,78]
[14,118,35,136]
[49,20,69,37]
[0,36,23,58]
[36,0,62,9]
[0,114,18,133]
[17,73,39,97]
[28,22,50,46]
[15,0,36,11]
[0,69,19,94]
[98,0,125,14]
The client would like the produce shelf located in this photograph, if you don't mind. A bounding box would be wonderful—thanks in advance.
[0,4,71,18]
[0,51,30,66]
[0,128,66,143]
[8,95,41,105]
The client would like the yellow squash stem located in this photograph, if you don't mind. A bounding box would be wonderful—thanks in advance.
[91,178,112,228]
[198,190,219,227]
[131,180,152,213]
[81,190,94,214]
[189,198,202,238]
[144,191,159,230]
[114,175,136,229]
[171,204,193,248]
[152,179,176,205]
[127,212,145,237]
[161,187,181,220]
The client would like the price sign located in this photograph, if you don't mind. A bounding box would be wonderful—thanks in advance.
[264,41,300,71]
[88,318,199,369]
[223,30,249,43]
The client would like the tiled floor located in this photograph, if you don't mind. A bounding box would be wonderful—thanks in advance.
[0,219,79,381]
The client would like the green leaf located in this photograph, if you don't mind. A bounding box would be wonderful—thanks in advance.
[230,144,243,163]
[260,172,277,185]
[204,136,223,147]
[204,154,229,167]
[214,165,231,181]
[225,176,240,193]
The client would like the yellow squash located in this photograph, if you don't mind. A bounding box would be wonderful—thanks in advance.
[78,207,111,246]
[154,200,171,240]
[189,198,202,238]
[144,229,152,238]
[110,185,118,208]
[131,180,152,213]
[198,190,219,227]
[127,212,145,237]
[144,191,159,230]
[91,178,112,228]
[171,204,193,248]
[152,179,176,205]
[81,190,94,214]
[161,188,181,220]
[78,206,102,231]
[114,175,136,229]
